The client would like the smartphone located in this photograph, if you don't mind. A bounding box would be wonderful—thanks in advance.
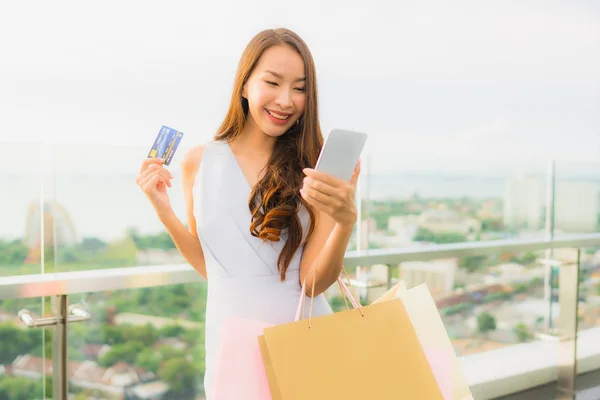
[314,129,368,181]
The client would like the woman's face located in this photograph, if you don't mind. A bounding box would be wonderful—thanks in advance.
[243,45,307,138]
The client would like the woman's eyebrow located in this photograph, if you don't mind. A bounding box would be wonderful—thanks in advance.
[265,70,305,82]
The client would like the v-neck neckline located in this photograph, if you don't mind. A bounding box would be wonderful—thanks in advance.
[225,140,258,194]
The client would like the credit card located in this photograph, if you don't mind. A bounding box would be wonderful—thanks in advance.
[147,125,184,166]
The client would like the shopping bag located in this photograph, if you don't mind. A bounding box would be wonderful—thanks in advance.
[371,279,407,304]
[374,282,473,400]
[210,277,359,400]
[210,317,274,400]
[258,270,445,400]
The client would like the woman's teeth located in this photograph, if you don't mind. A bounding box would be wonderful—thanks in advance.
[267,110,290,120]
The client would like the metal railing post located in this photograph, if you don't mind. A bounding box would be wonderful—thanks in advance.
[545,160,556,331]
[52,295,68,400]
[556,248,580,399]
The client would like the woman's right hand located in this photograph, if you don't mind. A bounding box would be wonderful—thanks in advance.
[136,158,174,217]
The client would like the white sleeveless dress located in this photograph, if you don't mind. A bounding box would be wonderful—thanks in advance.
[193,140,333,397]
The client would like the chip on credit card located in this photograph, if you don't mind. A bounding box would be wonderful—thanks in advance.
[147,125,184,166]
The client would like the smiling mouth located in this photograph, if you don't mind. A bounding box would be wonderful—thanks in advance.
[266,109,291,120]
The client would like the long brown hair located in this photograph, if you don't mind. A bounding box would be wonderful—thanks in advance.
[214,28,323,281]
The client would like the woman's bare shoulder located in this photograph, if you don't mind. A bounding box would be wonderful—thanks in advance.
[181,143,209,182]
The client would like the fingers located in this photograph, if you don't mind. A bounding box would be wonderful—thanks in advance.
[301,183,342,211]
[301,187,332,213]
[139,157,165,174]
[302,176,337,197]
[136,163,173,186]
[350,159,361,186]
[137,166,172,191]
[140,172,171,192]
[302,168,343,187]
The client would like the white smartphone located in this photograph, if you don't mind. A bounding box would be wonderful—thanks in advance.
[314,129,368,181]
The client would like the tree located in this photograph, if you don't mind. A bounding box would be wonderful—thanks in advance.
[136,348,161,374]
[160,357,198,393]
[513,322,533,343]
[413,228,467,244]
[476,312,496,335]
[159,324,186,338]
[460,255,487,273]
[0,376,49,400]
[0,323,34,364]
[99,342,144,367]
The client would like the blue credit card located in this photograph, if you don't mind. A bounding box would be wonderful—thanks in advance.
[147,125,184,166]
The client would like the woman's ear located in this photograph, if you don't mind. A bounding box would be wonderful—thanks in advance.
[241,84,248,100]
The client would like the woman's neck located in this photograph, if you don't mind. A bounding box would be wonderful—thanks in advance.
[233,116,276,159]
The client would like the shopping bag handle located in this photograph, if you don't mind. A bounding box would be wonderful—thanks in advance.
[295,266,364,328]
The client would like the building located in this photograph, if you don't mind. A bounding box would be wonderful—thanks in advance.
[399,259,457,295]
[554,181,599,233]
[389,206,481,241]
[23,200,79,263]
[503,174,545,231]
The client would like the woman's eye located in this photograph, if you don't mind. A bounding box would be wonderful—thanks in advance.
[266,81,278,86]
[295,87,306,92]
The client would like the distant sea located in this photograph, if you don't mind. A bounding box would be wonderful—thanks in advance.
[1,168,598,241]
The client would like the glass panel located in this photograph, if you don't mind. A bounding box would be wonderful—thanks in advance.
[51,143,187,273]
[0,142,44,277]
[357,153,549,252]
[66,283,207,399]
[333,252,555,356]
[554,161,600,235]
[0,295,53,399]
[0,142,51,399]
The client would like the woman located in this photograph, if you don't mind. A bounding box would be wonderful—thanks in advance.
[136,27,360,397]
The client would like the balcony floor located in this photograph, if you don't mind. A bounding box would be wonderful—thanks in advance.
[495,369,600,400]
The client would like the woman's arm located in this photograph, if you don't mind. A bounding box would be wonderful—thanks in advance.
[298,162,361,296]
[299,211,354,297]
[159,145,207,279]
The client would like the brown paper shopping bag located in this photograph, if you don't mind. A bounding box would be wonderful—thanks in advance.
[258,271,445,400]
[373,282,473,400]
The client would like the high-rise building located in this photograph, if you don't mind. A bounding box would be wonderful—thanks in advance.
[554,181,599,233]
[399,258,457,295]
[503,174,545,231]
[23,200,79,263]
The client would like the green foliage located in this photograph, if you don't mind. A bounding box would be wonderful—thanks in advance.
[0,376,48,400]
[413,228,467,244]
[513,322,533,343]
[441,303,471,316]
[128,228,176,250]
[135,348,162,374]
[510,251,538,265]
[99,341,144,367]
[476,312,497,334]
[160,357,198,393]
[104,323,158,347]
[0,239,29,266]
[0,323,43,364]
[459,255,488,273]
[159,324,186,338]
[482,292,512,303]
[329,296,348,313]
[480,218,503,232]
[365,200,414,230]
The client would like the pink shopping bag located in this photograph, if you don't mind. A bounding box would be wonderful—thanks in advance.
[211,317,274,400]
[210,276,358,400]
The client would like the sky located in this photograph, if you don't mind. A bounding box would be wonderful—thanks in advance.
[1,0,599,174]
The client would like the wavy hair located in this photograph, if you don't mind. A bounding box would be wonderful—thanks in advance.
[214,28,323,281]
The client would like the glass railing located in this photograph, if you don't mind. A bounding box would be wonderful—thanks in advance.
[2,234,600,399]
[1,142,600,399]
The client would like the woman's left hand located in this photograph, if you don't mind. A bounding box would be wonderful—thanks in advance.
[300,160,361,228]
